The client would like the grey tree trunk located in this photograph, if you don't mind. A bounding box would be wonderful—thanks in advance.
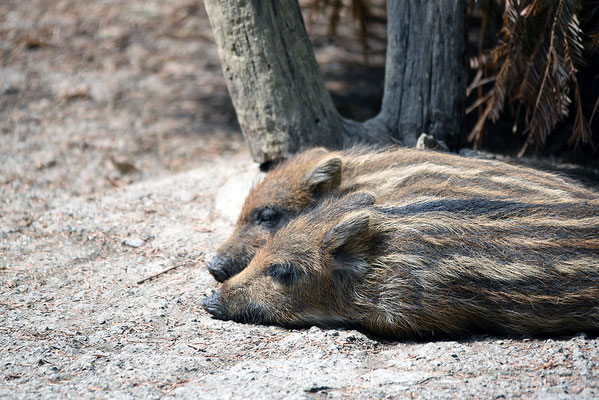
[377,1,467,149]
[204,0,344,164]
[204,0,467,164]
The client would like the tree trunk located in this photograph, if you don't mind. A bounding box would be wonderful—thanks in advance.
[377,1,467,148]
[204,0,345,165]
[204,0,467,164]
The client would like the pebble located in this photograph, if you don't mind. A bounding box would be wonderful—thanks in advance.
[176,191,196,203]
[123,238,145,248]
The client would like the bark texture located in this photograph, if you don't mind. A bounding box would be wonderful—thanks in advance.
[378,0,467,148]
[204,0,345,164]
[205,0,467,163]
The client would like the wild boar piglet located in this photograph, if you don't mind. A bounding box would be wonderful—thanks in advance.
[203,192,599,338]
[206,146,598,282]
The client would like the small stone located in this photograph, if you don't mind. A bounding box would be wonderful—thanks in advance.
[176,191,195,203]
[123,238,145,248]
[416,133,449,152]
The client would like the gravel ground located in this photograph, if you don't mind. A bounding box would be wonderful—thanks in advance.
[1,1,598,399]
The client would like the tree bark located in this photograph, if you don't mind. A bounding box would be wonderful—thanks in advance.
[204,0,467,163]
[204,0,345,164]
[377,1,467,148]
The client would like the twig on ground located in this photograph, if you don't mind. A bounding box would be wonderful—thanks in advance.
[137,253,204,285]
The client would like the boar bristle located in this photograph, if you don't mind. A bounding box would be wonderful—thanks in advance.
[323,211,370,253]
[209,145,599,283]
[212,193,599,338]
[302,157,343,193]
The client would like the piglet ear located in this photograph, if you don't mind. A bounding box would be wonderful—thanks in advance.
[303,157,342,194]
[344,192,376,207]
[323,211,370,253]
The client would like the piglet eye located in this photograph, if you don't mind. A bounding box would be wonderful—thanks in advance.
[265,263,301,287]
[256,207,281,227]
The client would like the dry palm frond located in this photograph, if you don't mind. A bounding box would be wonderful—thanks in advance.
[580,0,599,44]
[469,0,594,152]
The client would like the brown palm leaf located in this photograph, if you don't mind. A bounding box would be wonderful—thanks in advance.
[469,0,594,152]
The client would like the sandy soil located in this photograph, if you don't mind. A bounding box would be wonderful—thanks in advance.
[1,1,598,398]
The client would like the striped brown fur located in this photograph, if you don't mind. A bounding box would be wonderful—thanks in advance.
[202,193,599,337]
[206,146,598,282]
